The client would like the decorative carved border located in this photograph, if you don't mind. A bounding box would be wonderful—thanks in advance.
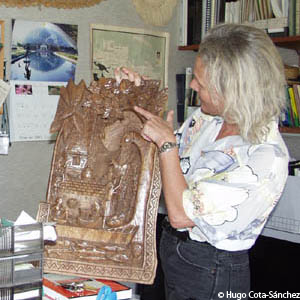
[38,152,161,284]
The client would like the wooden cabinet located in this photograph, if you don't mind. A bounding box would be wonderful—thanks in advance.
[178,35,300,134]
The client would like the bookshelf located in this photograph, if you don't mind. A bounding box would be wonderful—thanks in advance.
[279,126,300,133]
[178,35,300,134]
[178,35,300,52]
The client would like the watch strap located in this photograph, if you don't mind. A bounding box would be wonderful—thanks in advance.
[158,142,178,155]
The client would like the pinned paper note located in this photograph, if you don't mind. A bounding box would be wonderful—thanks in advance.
[0,79,10,107]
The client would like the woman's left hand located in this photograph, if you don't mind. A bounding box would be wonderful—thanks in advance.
[114,67,143,86]
[134,106,175,147]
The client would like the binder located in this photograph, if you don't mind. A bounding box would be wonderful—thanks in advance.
[176,73,186,123]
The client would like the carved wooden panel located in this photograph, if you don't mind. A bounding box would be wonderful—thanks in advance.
[37,78,167,284]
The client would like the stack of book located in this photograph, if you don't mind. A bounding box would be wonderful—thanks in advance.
[43,273,132,300]
[179,0,226,45]
[288,0,300,36]
[224,0,289,36]
[179,0,292,46]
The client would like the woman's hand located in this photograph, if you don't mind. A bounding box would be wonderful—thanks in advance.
[114,67,174,146]
[114,67,143,86]
[134,106,175,148]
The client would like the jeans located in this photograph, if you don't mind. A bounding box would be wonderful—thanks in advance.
[160,228,250,300]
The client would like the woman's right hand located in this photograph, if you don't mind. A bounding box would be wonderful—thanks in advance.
[114,67,143,86]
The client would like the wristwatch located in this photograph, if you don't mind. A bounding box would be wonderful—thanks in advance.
[158,142,178,155]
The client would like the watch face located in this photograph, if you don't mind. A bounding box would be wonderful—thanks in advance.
[159,142,177,154]
[163,143,170,150]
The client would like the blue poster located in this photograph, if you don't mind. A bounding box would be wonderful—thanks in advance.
[10,20,78,82]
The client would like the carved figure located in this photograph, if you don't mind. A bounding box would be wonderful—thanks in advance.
[37,77,167,284]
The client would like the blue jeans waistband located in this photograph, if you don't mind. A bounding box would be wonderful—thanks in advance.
[162,217,191,241]
[162,217,248,257]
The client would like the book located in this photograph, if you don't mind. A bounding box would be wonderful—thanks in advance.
[184,67,193,120]
[271,0,285,18]
[43,273,132,300]
[205,0,212,34]
[178,0,188,46]
[201,0,207,38]
[283,86,293,127]
[288,0,296,36]
[188,0,202,45]
[295,0,300,35]
[288,86,299,126]
[217,0,226,24]
[179,0,203,46]
[176,73,186,124]
[210,0,216,30]
[292,84,300,123]
[193,0,203,43]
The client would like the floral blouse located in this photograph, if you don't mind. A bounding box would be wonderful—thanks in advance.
[177,108,289,251]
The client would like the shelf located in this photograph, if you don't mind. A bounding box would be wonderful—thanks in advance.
[272,35,300,52]
[178,35,300,52]
[178,44,199,51]
[279,127,300,134]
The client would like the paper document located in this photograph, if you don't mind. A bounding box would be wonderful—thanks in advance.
[15,210,57,242]
[0,79,11,107]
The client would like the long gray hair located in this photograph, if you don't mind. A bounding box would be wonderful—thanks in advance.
[198,23,286,143]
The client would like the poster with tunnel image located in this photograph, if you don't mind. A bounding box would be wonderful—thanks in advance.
[10,20,78,82]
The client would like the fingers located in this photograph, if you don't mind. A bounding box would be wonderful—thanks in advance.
[166,110,174,127]
[114,67,122,84]
[140,132,152,142]
[114,67,141,86]
[134,106,155,120]
[134,106,175,147]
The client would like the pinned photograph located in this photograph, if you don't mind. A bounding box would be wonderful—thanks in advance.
[48,85,62,96]
[15,84,32,95]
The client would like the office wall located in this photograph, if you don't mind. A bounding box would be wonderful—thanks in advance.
[1,2,299,221]
[0,0,196,220]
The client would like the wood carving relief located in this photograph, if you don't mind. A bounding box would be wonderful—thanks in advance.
[37,78,167,284]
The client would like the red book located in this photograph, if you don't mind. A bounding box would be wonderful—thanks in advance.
[43,273,132,300]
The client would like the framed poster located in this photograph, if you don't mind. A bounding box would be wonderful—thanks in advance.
[90,24,169,87]
[10,20,78,82]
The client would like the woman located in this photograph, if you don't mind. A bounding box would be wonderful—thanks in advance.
[115,23,289,300]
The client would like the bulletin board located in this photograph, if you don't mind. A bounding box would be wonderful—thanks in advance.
[8,20,78,142]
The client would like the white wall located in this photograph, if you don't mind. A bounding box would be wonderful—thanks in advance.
[1,1,300,221]
[0,0,196,220]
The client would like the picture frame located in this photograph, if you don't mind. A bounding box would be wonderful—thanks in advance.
[90,24,169,88]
